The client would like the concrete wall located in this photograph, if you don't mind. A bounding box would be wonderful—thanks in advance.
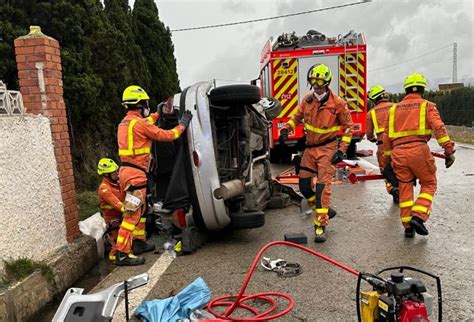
[0,115,67,262]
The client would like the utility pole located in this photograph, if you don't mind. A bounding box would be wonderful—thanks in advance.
[452,42,457,83]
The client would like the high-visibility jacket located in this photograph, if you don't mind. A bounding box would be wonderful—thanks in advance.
[366,100,393,142]
[98,177,125,215]
[383,93,454,157]
[118,110,185,188]
[286,89,353,152]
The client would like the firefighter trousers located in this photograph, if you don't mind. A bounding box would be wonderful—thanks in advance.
[392,142,437,228]
[299,143,336,227]
[376,144,395,194]
[116,187,147,255]
[103,211,122,260]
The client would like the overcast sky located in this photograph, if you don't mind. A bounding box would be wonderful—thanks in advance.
[142,0,473,92]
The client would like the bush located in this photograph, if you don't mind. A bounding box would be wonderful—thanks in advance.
[76,190,100,221]
[387,87,474,126]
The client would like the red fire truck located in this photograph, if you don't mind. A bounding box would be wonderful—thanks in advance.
[258,30,367,163]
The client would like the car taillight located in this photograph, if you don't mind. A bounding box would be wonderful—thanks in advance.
[176,208,186,227]
[193,151,200,167]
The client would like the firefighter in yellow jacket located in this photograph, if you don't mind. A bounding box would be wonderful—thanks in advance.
[280,64,353,242]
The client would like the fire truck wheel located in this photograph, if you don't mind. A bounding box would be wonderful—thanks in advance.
[270,147,281,163]
[209,85,261,107]
[264,97,282,120]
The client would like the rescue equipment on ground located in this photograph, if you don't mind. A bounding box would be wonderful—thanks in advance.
[274,151,448,186]
[206,241,441,321]
[53,273,149,322]
[260,257,303,277]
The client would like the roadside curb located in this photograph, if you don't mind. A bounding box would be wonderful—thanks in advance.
[0,235,98,321]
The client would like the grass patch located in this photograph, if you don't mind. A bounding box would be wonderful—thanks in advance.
[77,190,99,221]
[446,125,474,145]
[1,258,54,289]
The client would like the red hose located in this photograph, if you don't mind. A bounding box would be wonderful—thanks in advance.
[206,241,360,321]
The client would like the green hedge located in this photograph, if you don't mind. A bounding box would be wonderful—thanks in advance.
[387,87,474,127]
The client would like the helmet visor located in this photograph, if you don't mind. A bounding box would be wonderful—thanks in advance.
[308,78,328,87]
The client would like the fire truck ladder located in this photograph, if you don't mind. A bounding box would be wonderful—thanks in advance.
[342,33,360,117]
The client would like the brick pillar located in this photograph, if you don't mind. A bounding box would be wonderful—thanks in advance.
[14,26,80,242]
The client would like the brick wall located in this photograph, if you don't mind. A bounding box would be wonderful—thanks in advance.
[14,26,80,242]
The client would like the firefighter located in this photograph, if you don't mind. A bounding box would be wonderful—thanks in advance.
[366,85,399,203]
[116,85,192,266]
[97,158,124,261]
[382,73,455,238]
[280,64,353,242]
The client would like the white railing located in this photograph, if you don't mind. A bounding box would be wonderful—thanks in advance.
[0,81,25,116]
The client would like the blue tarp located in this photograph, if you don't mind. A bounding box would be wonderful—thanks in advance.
[134,277,211,322]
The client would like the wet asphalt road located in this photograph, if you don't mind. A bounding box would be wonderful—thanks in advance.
[144,141,474,321]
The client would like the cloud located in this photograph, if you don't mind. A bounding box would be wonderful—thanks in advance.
[156,0,473,91]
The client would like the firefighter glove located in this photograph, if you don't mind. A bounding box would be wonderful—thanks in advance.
[445,152,455,169]
[383,164,399,187]
[331,150,345,164]
[178,110,193,128]
[279,128,289,145]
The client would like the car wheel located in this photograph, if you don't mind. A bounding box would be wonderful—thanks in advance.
[264,97,282,120]
[230,210,265,229]
[209,84,261,107]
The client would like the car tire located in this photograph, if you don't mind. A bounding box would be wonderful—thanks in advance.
[264,97,282,120]
[209,85,261,107]
[230,210,265,229]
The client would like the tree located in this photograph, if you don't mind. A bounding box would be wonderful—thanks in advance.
[105,0,150,90]
[0,2,28,89]
[132,0,180,105]
[0,0,182,190]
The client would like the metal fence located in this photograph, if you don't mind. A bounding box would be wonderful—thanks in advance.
[0,81,25,116]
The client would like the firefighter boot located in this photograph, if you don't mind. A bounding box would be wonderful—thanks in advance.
[115,251,145,266]
[390,187,400,204]
[314,225,327,243]
[404,228,415,238]
[133,239,156,255]
[410,216,429,236]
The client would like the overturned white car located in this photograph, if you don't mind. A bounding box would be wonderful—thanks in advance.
[149,82,285,244]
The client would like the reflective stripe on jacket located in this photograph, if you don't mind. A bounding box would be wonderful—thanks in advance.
[286,89,353,152]
[382,93,453,156]
[366,100,393,141]
[117,110,185,187]
[98,178,125,214]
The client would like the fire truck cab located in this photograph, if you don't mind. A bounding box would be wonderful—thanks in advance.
[258,30,367,163]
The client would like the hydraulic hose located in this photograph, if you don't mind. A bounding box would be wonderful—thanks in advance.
[206,241,360,321]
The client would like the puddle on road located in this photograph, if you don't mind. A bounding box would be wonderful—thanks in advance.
[29,258,115,322]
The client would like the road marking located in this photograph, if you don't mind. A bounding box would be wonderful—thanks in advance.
[112,252,175,321]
